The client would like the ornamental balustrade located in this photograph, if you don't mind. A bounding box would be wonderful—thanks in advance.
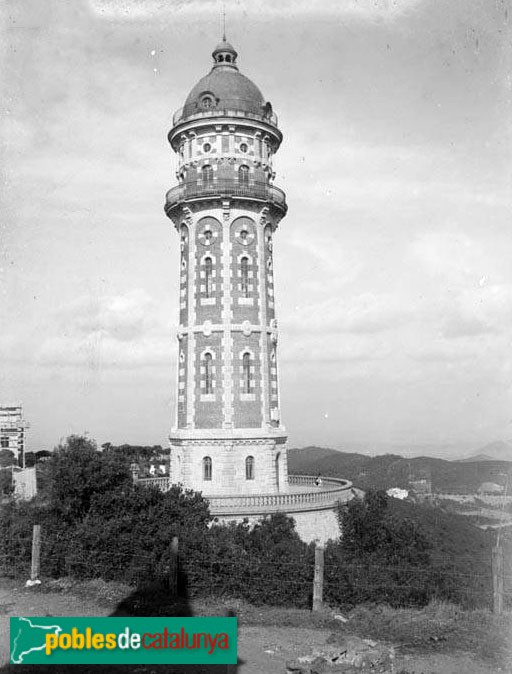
[165,179,287,212]
[135,474,353,515]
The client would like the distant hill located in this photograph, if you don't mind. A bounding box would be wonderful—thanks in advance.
[288,446,511,494]
[459,440,512,463]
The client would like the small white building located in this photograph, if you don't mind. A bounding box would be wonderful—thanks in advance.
[478,482,504,495]
[386,487,409,500]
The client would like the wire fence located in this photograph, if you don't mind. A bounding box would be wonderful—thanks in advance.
[1,532,511,612]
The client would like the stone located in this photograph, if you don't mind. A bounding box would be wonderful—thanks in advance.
[286,634,394,673]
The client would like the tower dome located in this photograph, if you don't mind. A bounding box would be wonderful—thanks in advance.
[178,38,272,122]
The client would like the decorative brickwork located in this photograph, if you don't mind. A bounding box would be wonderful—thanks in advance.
[166,39,291,498]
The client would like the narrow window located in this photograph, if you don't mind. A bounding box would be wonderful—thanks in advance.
[0,437,9,449]
[242,352,251,394]
[238,165,249,188]
[203,456,212,481]
[241,257,249,297]
[204,353,213,394]
[202,165,213,187]
[205,257,213,297]
[245,456,255,480]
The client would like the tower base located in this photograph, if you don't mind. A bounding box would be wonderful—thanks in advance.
[169,429,288,496]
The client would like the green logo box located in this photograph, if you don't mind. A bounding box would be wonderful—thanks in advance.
[10,616,237,665]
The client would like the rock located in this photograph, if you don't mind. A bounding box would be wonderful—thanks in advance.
[286,660,313,674]
[287,634,394,673]
[333,614,348,623]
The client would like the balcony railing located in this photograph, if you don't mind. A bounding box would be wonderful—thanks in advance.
[172,98,278,128]
[165,179,287,212]
[136,474,353,516]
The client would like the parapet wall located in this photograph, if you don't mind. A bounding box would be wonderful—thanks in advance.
[135,473,354,543]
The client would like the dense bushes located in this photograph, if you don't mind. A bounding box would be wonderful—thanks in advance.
[0,435,313,607]
[0,438,493,609]
[185,514,314,607]
[66,484,211,583]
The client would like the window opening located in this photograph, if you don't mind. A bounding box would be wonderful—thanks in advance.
[238,165,249,188]
[242,352,251,393]
[205,257,213,297]
[203,456,212,480]
[204,353,213,394]
[241,257,249,297]
[202,165,213,187]
[245,456,255,480]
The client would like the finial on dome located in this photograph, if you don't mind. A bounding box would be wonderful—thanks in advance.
[222,4,226,42]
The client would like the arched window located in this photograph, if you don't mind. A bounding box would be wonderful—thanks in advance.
[238,165,249,188]
[241,257,249,297]
[205,257,213,297]
[245,456,255,480]
[203,456,212,481]
[204,353,213,394]
[202,165,213,187]
[242,352,251,394]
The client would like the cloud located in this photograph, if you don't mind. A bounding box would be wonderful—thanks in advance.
[34,290,172,369]
[285,292,409,336]
[441,283,512,339]
[88,0,424,21]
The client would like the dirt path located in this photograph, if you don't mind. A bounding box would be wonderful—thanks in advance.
[0,584,505,674]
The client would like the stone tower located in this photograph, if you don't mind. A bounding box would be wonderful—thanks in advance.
[165,38,288,496]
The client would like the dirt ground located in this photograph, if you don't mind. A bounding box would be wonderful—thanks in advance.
[0,580,509,674]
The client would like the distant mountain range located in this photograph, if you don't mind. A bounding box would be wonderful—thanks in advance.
[289,440,512,462]
[288,444,511,494]
[457,441,512,463]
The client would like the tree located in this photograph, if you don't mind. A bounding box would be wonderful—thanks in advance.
[0,469,14,496]
[198,513,314,607]
[46,435,132,524]
[66,483,211,583]
[35,450,53,462]
[0,449,17,468]
[337,490,430,565]
[326,490,433,607]
[24,452,36,467]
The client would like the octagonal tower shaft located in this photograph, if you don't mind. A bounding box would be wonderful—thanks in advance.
[165,39,288,496]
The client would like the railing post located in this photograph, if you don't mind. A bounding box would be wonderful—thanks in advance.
[492,545,504,615]
[31,524,41,581]
[169,536,179,595]
[312,545,324,612]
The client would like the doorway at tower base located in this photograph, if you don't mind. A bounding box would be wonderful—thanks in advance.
[169,432,289,497]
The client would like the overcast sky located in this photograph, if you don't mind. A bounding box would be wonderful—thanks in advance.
[1,0,511,455]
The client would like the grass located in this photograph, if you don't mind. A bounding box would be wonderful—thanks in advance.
[32,579,512,669]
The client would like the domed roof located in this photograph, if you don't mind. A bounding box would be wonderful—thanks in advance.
[181,38,267,119]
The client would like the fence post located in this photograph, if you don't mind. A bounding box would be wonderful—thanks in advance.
[492,545,503,615]
[312,544,324,612]
[31,524,41,581]
[169,536,179,594]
